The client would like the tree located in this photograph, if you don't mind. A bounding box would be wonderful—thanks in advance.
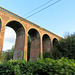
[52,33,75,59]
[0,46,14,63]
[5,46,14,61]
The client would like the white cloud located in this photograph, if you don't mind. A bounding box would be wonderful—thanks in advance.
[3,27,16,51]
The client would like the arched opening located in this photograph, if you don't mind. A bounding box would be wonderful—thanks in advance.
[3,21,25,60]
[3,26,16,61]
[28,29,40,61]
[42,34,51,55]
[3,27,16,51]
[53,38,58,47]
[0,19,2,31]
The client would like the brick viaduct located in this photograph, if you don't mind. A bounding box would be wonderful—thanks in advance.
[0,7,61,61]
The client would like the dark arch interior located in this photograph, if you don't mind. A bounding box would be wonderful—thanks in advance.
[27,35,31,61]
[28,29,40,61]
[28,29,39,38]
[5,21,25,60]
[6,21,25,35]
[0,19,2,31]
[42,34,51,55]
[53,38,58,47]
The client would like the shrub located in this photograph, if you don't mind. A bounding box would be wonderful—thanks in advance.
[0,57,75,75]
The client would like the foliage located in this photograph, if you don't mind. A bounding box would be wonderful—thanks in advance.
[51,33,75,59]
[0,57,75,75]
[43,52,52,59]
[0,51,6,63]
[0,46,14,63]
[5,47,14,61]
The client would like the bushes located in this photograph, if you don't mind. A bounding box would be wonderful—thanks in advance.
[0,57,75,75]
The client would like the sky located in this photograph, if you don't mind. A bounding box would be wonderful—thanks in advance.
[0,0,75,51]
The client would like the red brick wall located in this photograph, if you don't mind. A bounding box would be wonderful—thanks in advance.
[13,27,25,60]
[42,34,51,54]
[28,29,40,61]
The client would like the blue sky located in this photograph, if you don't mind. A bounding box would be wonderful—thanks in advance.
[0,0,75,50]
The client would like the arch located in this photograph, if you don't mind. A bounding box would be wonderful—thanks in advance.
[5,20,25,60]
[6,20,25,33]
[28,28,40,61]
[42,34,51,55]
[53,38,58,47]
[0,19,2,31]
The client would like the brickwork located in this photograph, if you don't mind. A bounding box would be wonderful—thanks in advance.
[0,7,61,61]
[28,29,40,61]
[13,27,25,60]
[42,34,51,54]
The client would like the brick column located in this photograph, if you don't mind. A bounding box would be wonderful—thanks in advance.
[51,39,53,49]
[23,32,28,61]
[0,26,5,51]
[40,36,43,59]
[13,27,25,60]
[50,39,53,55]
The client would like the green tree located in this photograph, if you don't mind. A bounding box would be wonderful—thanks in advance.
[52,33,75,59]
[6,46,14,61]
[0,46,14,63]
[0,51,6,63]
[5,46,14,61]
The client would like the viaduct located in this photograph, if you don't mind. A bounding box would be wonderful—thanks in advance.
[0,7,61,61]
